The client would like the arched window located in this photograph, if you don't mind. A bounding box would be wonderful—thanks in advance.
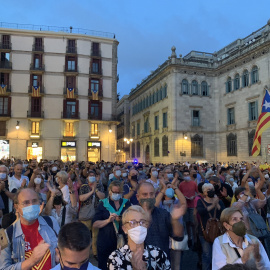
[227,133,237,156]
[137,141,140,157]
[234,74,240,90]
[162,135,168,156]
[242,70,249,87]
[154,137,159,156]
[182,79,189,94]
[226,77,232,93]
[201,81,208,96]
[191,134,203,157]
[191,80,198,95]
[251,66,259,84]
[131,142,135,158]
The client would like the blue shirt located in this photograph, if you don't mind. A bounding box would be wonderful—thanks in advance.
[50,262,100,270]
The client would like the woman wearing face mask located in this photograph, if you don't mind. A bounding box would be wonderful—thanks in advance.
[212,207,270,270]
[196,183,225,270]
[146,167,160,191]
[108,205,171,270]
[232,180,266,234]
[92,180,131,270]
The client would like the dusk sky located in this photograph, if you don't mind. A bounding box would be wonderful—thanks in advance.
[1,1,270,98]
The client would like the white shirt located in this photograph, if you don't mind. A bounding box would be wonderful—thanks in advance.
[50,262,100,270]
[51,203,78,227]
[212,233,270,270]
[61,185,70,204]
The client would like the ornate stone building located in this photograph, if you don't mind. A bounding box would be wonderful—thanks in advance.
[128,20,270,164]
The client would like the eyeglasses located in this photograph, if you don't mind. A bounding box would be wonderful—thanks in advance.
[124,219,148,228]
[19,199,40,207]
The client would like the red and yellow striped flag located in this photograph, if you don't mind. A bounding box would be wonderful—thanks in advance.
[0,84,7,95]
[252,89,270,156]
[32,86,40,97]
[67,88,74,99]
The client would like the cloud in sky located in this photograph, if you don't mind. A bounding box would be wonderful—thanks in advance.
[1,0,270,97]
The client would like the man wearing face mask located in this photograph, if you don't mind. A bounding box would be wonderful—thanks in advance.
[107,166,122,186]
[179,170,198,248]
[51,222,100,270]
[163,167,174,183]
[137,165,147,181]
[123,169,139,205]
[0,188,60,269]
[136,182,186,259]
[212,207,270,270]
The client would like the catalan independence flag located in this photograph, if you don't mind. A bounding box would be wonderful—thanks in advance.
[32,86,40,97]
[67,87,74,99]
[0,84,6,95]
[91,88,99,100]
[251,89,270,156]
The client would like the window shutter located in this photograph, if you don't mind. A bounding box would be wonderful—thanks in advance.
[63,99,67,118]
[248,103,251,121]
[255,100,259,120]
[98,101,102,120]
[76,100,79,118]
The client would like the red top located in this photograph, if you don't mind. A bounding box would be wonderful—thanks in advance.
[179,180,198,208]
[21,220,51,270]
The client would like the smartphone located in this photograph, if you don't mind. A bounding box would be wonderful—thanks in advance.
[0,228,9,250]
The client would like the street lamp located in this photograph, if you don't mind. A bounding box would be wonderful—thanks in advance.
[109,126,112,133]
[124,138,133,144]
[16,121,20,130]
[183,133,188,140]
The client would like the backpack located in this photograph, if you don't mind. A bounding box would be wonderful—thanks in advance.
[199,199,225,243]
[247,211,270,239]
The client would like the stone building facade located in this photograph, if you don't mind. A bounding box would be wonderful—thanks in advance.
[128,20,270,164]
[0,23,119,161]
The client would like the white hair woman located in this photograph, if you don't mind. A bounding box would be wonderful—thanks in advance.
[108,205,171,269]
[196,183,225,270]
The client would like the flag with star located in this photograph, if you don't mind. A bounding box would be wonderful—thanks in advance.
[32,86,40,97]
[251,89,270,156]
[0,83,7,95]
[67,88,74,99]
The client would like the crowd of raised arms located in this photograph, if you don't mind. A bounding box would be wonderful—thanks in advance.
[1,158,270,270]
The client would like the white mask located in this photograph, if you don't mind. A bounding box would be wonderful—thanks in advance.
[248,182,254,187]
[122,173,127,178]
[34,178,42,185]
[265,174,269,179]
[55,177,59,184]
[151,171,158,178]
[128,226,147,244]
[0,173,6,179]
[115,170,121,177]
[52,166,57,172]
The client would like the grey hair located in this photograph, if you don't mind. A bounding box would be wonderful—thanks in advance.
[0,165,9,174]
[122,205,150,224]
[202,183,214,193]
[57,171,68,184]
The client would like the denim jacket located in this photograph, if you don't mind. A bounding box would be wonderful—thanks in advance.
[0,216,60,270]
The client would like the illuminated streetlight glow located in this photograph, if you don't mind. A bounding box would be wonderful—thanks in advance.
[16,121,20,130]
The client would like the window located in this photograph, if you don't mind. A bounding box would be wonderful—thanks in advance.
[91,79,100,92]
[0,73,9,86]
[65,122,74,137]
[66,76,76,88]
[0,121,6,136]
[249,101,258,121]
[182,79,189,94]
[144,117,149,133]
[66,56,76,71]
[201,81,208,96]
[192,110,200,126]
[154,137,159,156]
[154,115,159,130]
[31,97,41,117]
[192,80,198,95]
[67,40,76,53]
[251,66,259,84]
[34,37,43,51]
[163,112,167,128]
[0,97,10,116]
[32,75,42,87]
[92,42,100,56]
[89,100,102,120]
[91,123,98,136]
[234,74,240,90]
[31,121,40,135]
[33,54,42,69]
[191,134,203,157]
[92,59,101,74]
[242,70,249,87]
[2,35,10,49]
[227,108,235,125]
[226,77,232,93]
[227,133,237,156]
[137,122,140,136]
[131,142,135,158]
[163,85,167,98]
[1,52,10,62]
[132,125,135,137]
[137,141,140,157]
[159,88,163,100]
[146,96,148,108]
[162,135,168,156]
[66,101,76,118]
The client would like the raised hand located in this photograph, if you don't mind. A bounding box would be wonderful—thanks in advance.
[171,204,186,220]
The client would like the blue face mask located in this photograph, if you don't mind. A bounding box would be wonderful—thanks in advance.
[22,204,40,221]
[167,173,173,179]
[88,176,96,183]
[165,188,175,198]
[111,193,122,201]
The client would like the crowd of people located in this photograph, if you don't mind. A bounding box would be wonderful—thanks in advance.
[0,159,270,269]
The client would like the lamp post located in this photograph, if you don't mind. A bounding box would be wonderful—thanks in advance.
[124,138,133,160]
[16,121,20,158]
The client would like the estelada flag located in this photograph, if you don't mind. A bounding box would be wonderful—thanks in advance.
[0,84,6,95]
[32,86,40,97]
[251,89,270,156]
[67,88,74,99]
[91,88,99,100]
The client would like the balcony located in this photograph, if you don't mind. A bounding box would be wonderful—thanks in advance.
[88,113,102,121]
[0,110,11,118]
[66,46,77,54]
[89,67,102,76]
[27,110,44,119]
[0,61,12,70]
[91,49,101,57]
[88,87,103,99]
[0,42,11,51]
[62,111,80,119]
[32,44,44,52]
[63,87,78,97]
[28,86,45,96]
[64,66,78,75]
[30,64,45,73]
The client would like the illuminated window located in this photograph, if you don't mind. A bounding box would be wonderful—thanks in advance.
[91,123,98,136]
[31,122,40,134]
[65,122,74,137]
